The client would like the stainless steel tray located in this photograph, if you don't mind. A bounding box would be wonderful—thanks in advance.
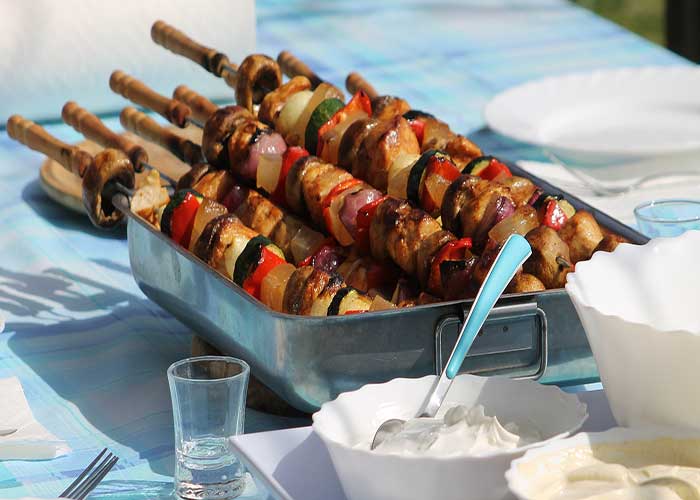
[115,163,647,412]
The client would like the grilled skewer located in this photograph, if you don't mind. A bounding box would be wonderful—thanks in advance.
[150,20,282,112]
[6,115,134,228]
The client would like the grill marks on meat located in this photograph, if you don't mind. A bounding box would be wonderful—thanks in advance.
[354,115,420,191]
[524,226,572,289]
[259,76,312,127]
[283,267,341,315]
[370,197,442,276]
[559,211,604,264]
[370,95,411,121]
[302,163,354,226]
[441,175,487,235]
[234,189,285,241]
[193,214,257,273]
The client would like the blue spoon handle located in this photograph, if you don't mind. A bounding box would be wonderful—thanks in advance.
[417,234,532,418]
[445,234,532,379]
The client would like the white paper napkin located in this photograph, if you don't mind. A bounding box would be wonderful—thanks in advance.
[517,160,700,227]
[0,377,70,460]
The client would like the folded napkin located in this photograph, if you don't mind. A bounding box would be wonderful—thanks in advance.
[517,160,700,227]
[0,0,255,123]
[0,377,70,460]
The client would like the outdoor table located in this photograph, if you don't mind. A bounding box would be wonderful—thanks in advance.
[0,0,685,498]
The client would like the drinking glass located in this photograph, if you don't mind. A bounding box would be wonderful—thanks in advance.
[168,356,250,499]
[634,199,700,238]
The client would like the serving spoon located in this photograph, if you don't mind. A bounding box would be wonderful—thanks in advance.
[371,234,532,450]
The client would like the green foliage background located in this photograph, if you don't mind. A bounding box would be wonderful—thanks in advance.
[573,0,665,45]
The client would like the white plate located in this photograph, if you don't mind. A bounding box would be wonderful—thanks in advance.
[231,390,615,500]
[484,66,700,165]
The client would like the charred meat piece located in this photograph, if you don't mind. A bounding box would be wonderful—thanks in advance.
[301,163,354,226]
[497,176,538,207]
[259,76,312,127]
[285,156,322,215]
[233,190,285,242]
[595,233,629,253]
[354,115,420,190]
[415,229,456,287]
[176,162,214,191]
[282,266,315,315]
[559,211,604,264]
[370,197,443,275]
[441,257,479,300]
[337,118,378,172]
[524,226,572,288]
[444,135,482,169]
[441,175,488,235]
[420,116,454,151]
[458,184,513,240]
[192,170,236,203]
[506,273,546,294]
[193,214,257,274]
[371,95,411,121]
[296,268,337,316]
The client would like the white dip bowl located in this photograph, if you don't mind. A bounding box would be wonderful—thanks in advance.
[507,426,700,499]
[566,230,700,430]
[312,374,587,500]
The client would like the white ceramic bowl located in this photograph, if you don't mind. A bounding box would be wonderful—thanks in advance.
[507,426,700,499]
[312,375,587,500]
[567,230,700,431]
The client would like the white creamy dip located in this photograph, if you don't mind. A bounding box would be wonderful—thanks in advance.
[363,404,541,457]
[517,438,700,500]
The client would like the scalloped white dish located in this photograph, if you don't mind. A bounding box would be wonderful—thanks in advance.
[567,230,700,431]
[506,426,700,500]
[312,374,587,500]
[484,66,700,164]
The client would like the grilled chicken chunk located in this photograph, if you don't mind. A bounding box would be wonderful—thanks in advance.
[559,211,604,264]
[524,226,572,288]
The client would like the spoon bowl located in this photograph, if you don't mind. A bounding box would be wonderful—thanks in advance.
[370,234,532,450]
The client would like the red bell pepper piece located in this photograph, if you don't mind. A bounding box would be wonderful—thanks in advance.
[242,246,286,299]
[354,195,388,254]
[542,199,568,230]
[427,238,473,294]
[320,178,364,236]
[408,118,426,145]
[317,91,372,159]
[272,146,309,206]
[343,309,366,315]
[477,158,512,181]
[420,154,461,214]
[171,192,201,247]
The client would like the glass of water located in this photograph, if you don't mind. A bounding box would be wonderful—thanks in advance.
[634,199,700,238]
[168,356,250,499]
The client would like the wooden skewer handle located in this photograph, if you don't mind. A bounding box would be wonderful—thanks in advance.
[110,70,192,128]
[173,85,218,123]
[345,71,379,100]
[61,101,148,172]
[151,20,236,77]
[6,114,92,177]
[277,50,323,88]
[119,107,203,166]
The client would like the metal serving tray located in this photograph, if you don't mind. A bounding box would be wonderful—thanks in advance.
[115,164,647,412]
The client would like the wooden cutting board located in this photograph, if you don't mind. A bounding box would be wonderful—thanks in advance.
[39,126,202,214]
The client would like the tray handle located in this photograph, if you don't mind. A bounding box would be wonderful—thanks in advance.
[434,301,548,380]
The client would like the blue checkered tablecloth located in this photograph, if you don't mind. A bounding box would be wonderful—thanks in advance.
[0,1,688,498]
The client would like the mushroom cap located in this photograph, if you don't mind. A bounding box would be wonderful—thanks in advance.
[81,149,135,228]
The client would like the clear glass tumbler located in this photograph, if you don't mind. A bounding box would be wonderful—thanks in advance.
[634,199,700,238]
[168,356,250,500]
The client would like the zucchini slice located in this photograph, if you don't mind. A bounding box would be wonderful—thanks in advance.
[305,98,344,155]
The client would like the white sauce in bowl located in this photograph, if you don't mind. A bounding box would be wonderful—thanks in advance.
[360,405,541,457]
